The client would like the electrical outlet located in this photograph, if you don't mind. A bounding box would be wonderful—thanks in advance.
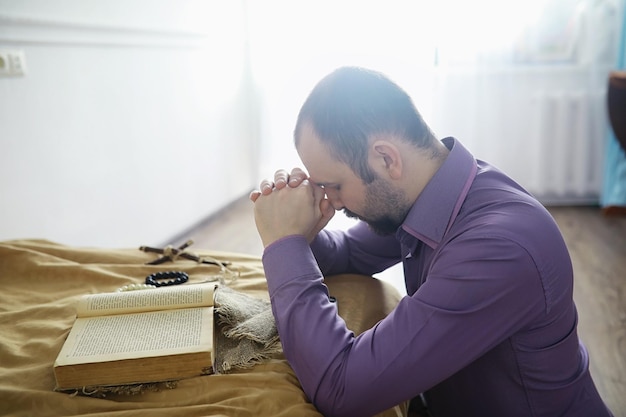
[0,50,27,77]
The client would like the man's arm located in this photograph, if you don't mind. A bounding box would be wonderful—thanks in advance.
[262,232,546,417]
[310,223,402,276]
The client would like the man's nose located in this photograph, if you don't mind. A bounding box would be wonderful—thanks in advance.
[324,190,344,211]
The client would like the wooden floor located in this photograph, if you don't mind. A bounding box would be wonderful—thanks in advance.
[549,206,626,417]
[173,198,626,416]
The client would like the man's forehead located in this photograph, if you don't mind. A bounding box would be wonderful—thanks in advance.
[304,158,354,189]
[296,122,359,183]
[302,162,336,185]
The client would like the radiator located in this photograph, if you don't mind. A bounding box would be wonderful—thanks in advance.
[529,90,607,205]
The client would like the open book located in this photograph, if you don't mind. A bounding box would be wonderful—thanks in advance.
[53,284,215,391]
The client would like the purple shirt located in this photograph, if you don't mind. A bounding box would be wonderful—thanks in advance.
[262,138,613,417]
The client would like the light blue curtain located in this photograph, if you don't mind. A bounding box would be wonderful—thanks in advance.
[601,8,626,209]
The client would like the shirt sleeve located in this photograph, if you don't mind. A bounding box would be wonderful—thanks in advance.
[262,233,547,417]
[310,221,402,276]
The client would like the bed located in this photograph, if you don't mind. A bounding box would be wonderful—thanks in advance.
[0,239,408,417]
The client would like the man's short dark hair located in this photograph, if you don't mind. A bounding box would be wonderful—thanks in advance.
[294,66,436,183]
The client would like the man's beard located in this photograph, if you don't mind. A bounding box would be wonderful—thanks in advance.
[343,178,410,236]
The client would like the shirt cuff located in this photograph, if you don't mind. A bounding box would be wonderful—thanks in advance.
[262,235,322,294]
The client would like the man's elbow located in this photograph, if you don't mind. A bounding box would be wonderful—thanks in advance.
[311,384,383,417]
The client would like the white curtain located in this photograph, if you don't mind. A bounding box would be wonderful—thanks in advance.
[245,0,622,204]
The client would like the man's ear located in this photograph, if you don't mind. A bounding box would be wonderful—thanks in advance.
[370,140,403,180]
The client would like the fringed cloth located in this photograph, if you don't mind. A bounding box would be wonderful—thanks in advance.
[213,285,282,374]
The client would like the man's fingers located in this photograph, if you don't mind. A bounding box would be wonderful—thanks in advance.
[319,198,335,220]
[249,190,261,202]
[260,180,274,195]
[274,169,290,189]
[288,168,309,187]
[254,167,309,198]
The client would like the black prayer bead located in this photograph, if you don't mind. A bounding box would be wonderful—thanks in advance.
[145,271,189,287]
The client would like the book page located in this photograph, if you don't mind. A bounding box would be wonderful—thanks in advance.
[55,307,213,366]
[75,283,215,317]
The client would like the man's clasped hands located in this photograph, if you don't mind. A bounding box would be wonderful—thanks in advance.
[249,168,336,248]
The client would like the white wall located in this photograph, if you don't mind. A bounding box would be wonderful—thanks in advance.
[0,1,259,248]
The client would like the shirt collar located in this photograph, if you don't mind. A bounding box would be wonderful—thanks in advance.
[397,137,478,250]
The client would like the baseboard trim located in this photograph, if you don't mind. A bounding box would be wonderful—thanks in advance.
[160,192,253,248]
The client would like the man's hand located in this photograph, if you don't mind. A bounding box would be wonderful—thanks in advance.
[251,168,335,245]
[253,179,322,247]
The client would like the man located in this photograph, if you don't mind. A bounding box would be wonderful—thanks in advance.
[250,67,613,417]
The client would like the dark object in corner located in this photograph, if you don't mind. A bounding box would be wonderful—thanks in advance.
[608,71,626,153]
[603,71,626,216]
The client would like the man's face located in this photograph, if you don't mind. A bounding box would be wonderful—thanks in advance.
[296,125,410,235]
[343,176,410,235]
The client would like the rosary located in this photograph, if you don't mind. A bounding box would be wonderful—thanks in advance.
[117,240,238,292]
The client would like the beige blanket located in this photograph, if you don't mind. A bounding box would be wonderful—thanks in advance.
[0,239,407,417]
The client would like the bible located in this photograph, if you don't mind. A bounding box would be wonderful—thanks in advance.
[53,283,215,391]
